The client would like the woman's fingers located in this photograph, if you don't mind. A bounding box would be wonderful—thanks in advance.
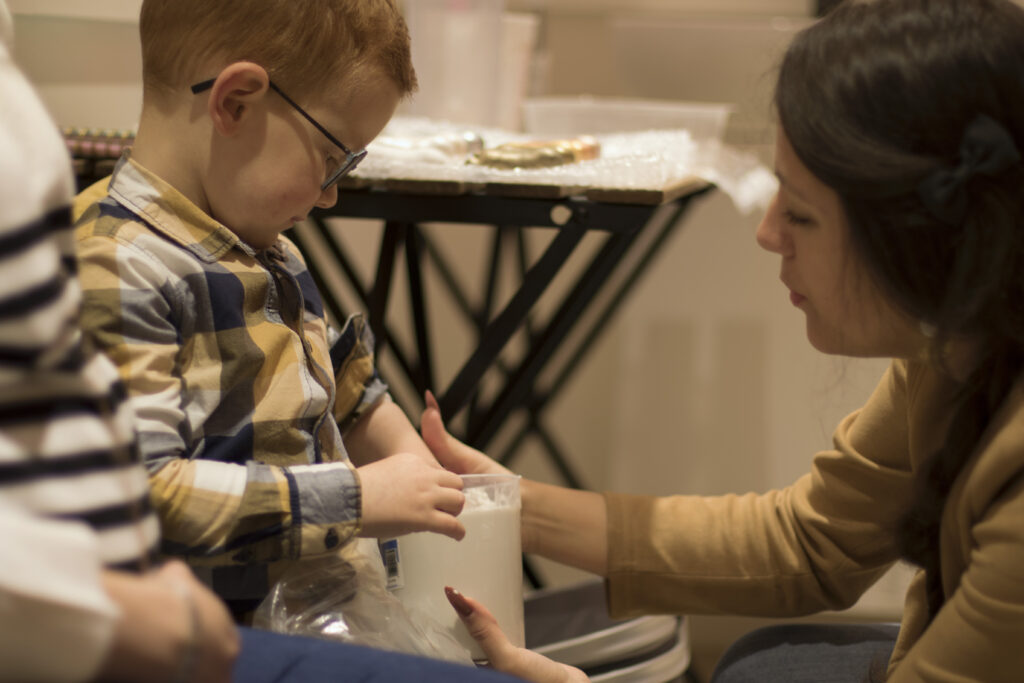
[425,388,441,413]
[445,587,590,683]
[422,391,514,476]
[421,390,458,468]
[445,587,517,666]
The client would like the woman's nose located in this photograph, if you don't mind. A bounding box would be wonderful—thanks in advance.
[756,198,790,256]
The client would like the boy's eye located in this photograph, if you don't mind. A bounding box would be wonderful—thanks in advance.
[783,209,813,227]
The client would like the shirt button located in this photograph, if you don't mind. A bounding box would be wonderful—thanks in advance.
[324,527,340,549]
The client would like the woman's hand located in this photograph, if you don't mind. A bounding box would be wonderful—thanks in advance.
[357,451,466,540]
[423,390,608,572]
[421,391,513,476]
[445,587,589,683]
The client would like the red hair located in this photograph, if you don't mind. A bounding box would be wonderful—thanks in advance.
[140,0,416,102]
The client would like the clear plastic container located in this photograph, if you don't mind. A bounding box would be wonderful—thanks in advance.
[522,96,733,141]
[386,474,524,660]
[404,0,505,127]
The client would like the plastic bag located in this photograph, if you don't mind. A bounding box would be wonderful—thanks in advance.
[253,537,474,665]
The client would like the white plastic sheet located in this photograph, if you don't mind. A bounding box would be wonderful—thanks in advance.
[358,117,777,214]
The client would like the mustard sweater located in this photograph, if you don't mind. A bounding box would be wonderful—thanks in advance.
[605,359,1024,681]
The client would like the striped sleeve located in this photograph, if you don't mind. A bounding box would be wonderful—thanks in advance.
[0,39,156,680]
[0,207,160,570]
[0,200,159,573]
[0,206,80,371]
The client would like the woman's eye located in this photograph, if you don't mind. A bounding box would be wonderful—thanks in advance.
[783,210,813,227]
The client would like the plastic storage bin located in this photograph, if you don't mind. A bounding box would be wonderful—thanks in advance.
[525,580,692,683]
[405,0,505,127]
[522,96,732,141]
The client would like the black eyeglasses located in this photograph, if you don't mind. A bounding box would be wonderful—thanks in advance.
[191,78,367,190]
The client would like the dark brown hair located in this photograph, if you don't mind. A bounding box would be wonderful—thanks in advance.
[777,0,1024,620]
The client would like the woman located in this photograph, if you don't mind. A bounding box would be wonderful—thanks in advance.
[429,0,1024,681]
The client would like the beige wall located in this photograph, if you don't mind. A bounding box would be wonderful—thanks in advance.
[9,7,142,130]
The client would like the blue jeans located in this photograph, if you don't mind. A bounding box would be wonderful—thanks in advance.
[710,623,899,683]
[233,627,523,682]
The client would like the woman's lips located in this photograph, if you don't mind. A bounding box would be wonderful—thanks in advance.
[789,290,806,306]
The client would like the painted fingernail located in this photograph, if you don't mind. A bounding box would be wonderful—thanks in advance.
[445,586,474,616]
[425,390,439,411]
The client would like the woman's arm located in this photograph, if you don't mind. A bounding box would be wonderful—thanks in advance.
[521,480,607,576]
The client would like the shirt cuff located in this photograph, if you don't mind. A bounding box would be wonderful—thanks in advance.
[287,461,362,556]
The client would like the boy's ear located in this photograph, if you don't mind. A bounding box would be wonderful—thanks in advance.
[205,62,271,136]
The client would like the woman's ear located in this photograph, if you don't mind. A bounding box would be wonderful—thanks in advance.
[204,61,270,136]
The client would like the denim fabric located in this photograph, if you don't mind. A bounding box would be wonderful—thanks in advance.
[234,627,524,683]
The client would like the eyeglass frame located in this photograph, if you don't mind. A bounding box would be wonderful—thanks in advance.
[190,78,367,190]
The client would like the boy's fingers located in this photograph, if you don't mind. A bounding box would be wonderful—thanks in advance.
[435,486,466,517]
[436,467,464,490]
[431,514,466,541]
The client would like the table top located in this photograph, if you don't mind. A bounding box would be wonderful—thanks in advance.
[336,173,709,206]
[336,121,713,206]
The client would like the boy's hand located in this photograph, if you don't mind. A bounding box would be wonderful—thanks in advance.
[445,587,589,683]
[421,391,513,477]
[357,452,467,540]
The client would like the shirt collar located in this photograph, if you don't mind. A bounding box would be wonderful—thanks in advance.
[107,153,258,262]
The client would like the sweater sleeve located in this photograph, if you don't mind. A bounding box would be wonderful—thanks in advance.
[605,360,914,618]
[889,473,1024,681]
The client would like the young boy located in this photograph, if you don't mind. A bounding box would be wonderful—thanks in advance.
[74,0,466,618]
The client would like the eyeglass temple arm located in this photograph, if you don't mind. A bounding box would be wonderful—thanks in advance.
[189,78,355,156]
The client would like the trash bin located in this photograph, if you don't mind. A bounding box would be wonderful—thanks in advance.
[525,580,692,683]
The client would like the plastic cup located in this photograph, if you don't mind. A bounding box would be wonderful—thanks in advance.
[385,473,524,660]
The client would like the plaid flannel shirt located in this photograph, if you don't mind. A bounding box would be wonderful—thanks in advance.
[74,157,387,604]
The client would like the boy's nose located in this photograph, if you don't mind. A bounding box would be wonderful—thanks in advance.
[315,183,339,210]
[315,183,339,209]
